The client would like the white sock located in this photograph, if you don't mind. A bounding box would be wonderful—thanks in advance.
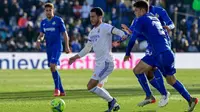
[90,87,113,102]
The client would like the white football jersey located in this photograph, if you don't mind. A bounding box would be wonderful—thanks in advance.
[87,23,114,64]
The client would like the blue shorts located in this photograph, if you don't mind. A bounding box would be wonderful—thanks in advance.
[155,50,176,77]
[141,47,156,67]
[46,50,61,67]
[141,55,156,67]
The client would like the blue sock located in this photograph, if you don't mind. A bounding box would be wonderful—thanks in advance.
[52,71,60,90]
[136,73,152,97]
[149,69,167,95]
[58,74,65,93]
[172,80,191,102]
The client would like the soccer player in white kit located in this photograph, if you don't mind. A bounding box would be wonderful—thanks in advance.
[68,7,127,112]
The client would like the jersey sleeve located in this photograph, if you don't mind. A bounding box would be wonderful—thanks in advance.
[133,18,143,34]
[125,18,143,56]
[40,21,44,33]
[103,23,114,35]
[59,18,66,33]
[78,40,92,57]
[158,7,174,27]
[129,19,137,31]
[125,34,137,56]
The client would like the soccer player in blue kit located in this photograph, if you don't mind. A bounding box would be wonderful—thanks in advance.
[36,3,70,96]
[123,1,198,111]
[114,0,175,107]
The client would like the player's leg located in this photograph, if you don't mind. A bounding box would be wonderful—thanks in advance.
[97,77,120,112]
[87,79,113,102]
[146,69,169,107]
[166,75,198,112]
[143,55,168,97]
[97,77,108,88]
[133,60,156,107]
[50,63,60,96]
[50,51,65,96]
[47,51,60,96]
[88,61,119,112]
[157,50,198,111]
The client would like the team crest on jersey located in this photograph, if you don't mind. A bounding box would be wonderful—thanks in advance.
[155,13,159,18]
[52,21,56,25]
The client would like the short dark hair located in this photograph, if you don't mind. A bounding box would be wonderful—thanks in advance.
[134,1,149,12]
[90,7,104,16]
[44,3,54,9]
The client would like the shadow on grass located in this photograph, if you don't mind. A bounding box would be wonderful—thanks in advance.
[0,88,199,101]
[133,110,157,112]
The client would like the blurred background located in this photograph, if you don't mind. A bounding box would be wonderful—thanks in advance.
[0,0,199,53]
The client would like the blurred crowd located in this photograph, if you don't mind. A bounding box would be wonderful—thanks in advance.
[0,0,199,52]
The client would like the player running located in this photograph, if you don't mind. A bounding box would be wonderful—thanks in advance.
[114,0,175,107]
[124,1,198,111]
[36,3,70,96]
[68,7,128,112]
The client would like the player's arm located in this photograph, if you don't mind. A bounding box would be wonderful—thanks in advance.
[36,21,45,49]
[111,27,128,40]
[111,26,131,47]
[62,31,71,53]
[159,8,175,31]
[36,32,44,49]
[124,18,143,61]
[112,20,137,47]
[124,34,137,61]
[59,18,71,53]
[68,42,92,65]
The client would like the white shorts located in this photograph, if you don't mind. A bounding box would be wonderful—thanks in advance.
[91,61,114,82]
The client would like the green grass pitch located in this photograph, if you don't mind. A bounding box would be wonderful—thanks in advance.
[0,69,199,112]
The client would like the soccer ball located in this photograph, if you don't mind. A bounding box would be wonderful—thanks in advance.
[50,98,66,112]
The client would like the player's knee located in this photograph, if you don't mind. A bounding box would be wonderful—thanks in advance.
[50,64,56,72]
[166,76,176,85]
[88,86,97,93]
[87,84,95,91]
[133,67,142,74]
[146,71,154,80]
[97,83,104,88]
[147,74,154,80]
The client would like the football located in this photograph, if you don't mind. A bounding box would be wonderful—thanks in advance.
[51,98,66,112]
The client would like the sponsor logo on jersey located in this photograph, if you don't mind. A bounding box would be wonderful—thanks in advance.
[90,35,100,42]
[52,21,56,25]
[44,27,56,32]
[155,13,159,18]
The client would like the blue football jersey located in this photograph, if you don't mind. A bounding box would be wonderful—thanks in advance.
[150,5,174,45]
[40,16,66,51]
[149,5,174,27]
[128,5,173,53]
[129,19,145,41]
[126,13,171,56]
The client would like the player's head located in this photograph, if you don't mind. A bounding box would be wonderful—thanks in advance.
[133,1,149,17]
[134,0,150,4]
[44,3,54,19]
[90,7,104,26]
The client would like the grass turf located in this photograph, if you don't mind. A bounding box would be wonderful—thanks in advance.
[0,69,199,112]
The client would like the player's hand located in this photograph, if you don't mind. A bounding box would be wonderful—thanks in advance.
[36,41,41,49]
[112,41,121,47]
[65,47,71,54]
[122,35,128,40]
[123,55,131,62]
[68,57,76,65]
[163,26,171,33]
[121,24,132,34]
